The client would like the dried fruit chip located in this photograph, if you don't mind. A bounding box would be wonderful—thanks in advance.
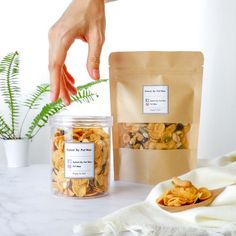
[52,150,64,171]
[156,177,212,207]
[198,187,212,201]
[72,182,87,197]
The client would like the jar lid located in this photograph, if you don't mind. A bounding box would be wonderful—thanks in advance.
[50,115,113,128]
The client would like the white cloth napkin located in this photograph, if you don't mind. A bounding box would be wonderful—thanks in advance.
[73,152,236,236]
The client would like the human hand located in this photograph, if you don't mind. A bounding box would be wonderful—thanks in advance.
[48,0,105,105]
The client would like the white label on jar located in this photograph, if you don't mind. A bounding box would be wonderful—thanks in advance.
[64,142,94,178]
[143,85,169,114]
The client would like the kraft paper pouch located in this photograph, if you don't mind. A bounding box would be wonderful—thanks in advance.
[109,51,204,185]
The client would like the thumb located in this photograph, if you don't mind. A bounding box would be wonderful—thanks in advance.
[87,32,104,80]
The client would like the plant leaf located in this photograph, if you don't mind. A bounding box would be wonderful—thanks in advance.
[0,114,14,139]
[75,79,108,90]
[24,83,50,109]
[0,51,20,136]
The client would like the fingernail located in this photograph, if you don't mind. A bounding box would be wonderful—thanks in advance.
[65,97,71,106]
[92,69,100,80]
[72,89,77,95]
[64,100,70,106]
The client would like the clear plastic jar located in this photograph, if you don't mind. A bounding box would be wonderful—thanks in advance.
[50,116,112,198]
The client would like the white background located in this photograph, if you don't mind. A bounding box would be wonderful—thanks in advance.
[0,0,236,166]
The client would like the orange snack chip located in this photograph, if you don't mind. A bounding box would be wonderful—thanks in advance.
[157,177,212,207]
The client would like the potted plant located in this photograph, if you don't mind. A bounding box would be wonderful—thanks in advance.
[0,51,106,167]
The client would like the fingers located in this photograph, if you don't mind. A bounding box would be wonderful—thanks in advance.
[49,64,61,102]
[60,72,71,106]
[48,38,76,105]
[63,65,75,84]
[58,66,77,105]
[48,26,75,104]
[65,79,77,96]
[51,66,77,106]
[87,30,105,80]
[48,37,67,102]
[63,68,77,96]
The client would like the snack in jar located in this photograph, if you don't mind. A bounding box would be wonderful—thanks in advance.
[50,116,112,198]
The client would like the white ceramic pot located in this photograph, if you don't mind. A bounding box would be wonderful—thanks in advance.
[2,139,30,168]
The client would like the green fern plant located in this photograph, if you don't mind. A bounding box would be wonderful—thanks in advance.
[0,51,20,138]
[0,51,107,140]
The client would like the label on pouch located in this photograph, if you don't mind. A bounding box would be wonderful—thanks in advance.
[143,85,169,114]
[64,142,94,178]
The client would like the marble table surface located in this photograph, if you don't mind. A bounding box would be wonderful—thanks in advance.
[0,165,152,236]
